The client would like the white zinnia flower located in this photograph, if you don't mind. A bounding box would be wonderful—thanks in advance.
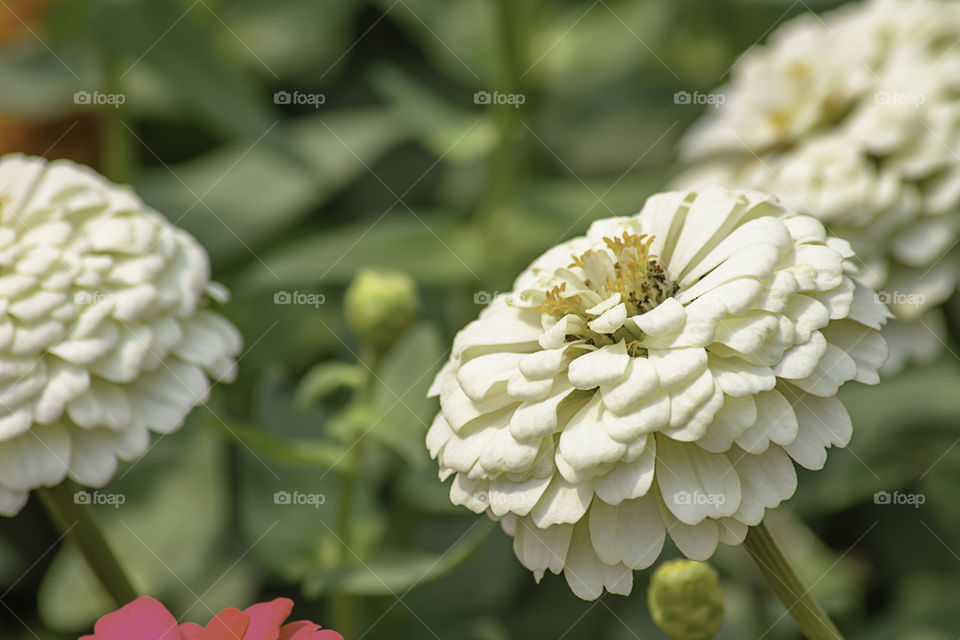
[677,0,960,373]
[0,154,242,515]
[427,186,888,600]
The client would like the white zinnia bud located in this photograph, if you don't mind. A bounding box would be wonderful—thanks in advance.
[427,186,888,600]
[676,0,960,373]
[0,154,242,515]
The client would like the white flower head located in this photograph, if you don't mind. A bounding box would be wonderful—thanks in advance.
[427,186,888,600]
[677,0,960,373]
[0,155,242,515]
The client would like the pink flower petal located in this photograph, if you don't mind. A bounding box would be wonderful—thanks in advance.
[279,621,344,640]
[198,608,250,640]
[178,622,204,640]
[92,597,181,640]
[242,598,294,640]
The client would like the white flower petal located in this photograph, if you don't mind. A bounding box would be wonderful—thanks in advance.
[773,331,828,380]
[488,475,552,517]
[589,493,665,569]
[457,352,525,402]
[788,343,858,396]
[513,519,573,580]
[649,347,708,389]
[709,355,775,397]
[730,445,797,526]
[631,297,685,337]
[564,522,632,599]
[0,423,69,492]
[594,439,655,504]
[696,395,757,453]
[509,378,577,440]
[601,390,670,442]
[735,390,799,454]
[567,341,631,389]
[661,506,720,561]
[599,358,659,414]
[656,436,741,525]
[530,476,594,528]
[558,398,628,474]
[781,389,852,470]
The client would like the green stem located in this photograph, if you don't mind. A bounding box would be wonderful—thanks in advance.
[330,346,381,638]
[743,520,843,640]
[37,480,138,607]
[479,0,531,234]
[330,460,360,638]
[100,54,135,183]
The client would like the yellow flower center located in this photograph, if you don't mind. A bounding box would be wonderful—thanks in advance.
[535,232,679,356]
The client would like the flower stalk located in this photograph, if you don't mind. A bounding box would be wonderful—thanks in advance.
[743,520,843,640]
[37,479,138,607]
[329,345,381,639]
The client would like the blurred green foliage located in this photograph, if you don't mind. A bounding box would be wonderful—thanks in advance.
[1,0,959,638]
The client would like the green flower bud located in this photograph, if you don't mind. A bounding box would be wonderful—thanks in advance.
[648,559,724,640]
[344,269,419,351]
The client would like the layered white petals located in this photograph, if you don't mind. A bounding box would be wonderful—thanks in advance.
[428,186,886,599]
[676,0,960,372]
[0,155,241,513]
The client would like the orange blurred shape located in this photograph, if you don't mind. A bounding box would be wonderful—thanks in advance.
[0,0,53,45]
[0,115,100,166]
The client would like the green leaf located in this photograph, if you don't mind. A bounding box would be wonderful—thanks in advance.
[213,0,364,79]
[304,519,495,596]
[0,41,87,117]
[136,109,409,262]
[202,413,353,471]
[233,370,386,581]
[371,64,497,162]
[38,429,246,631]
[370,0,496,84]
[793,358,960,516]
[238,213,484,291]
[295,362,366,410]
[369,324,445,468]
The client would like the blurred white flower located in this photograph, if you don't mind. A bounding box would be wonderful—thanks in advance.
[427,187,888,599]
[677,0,960,372]
[0,155,241,515]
